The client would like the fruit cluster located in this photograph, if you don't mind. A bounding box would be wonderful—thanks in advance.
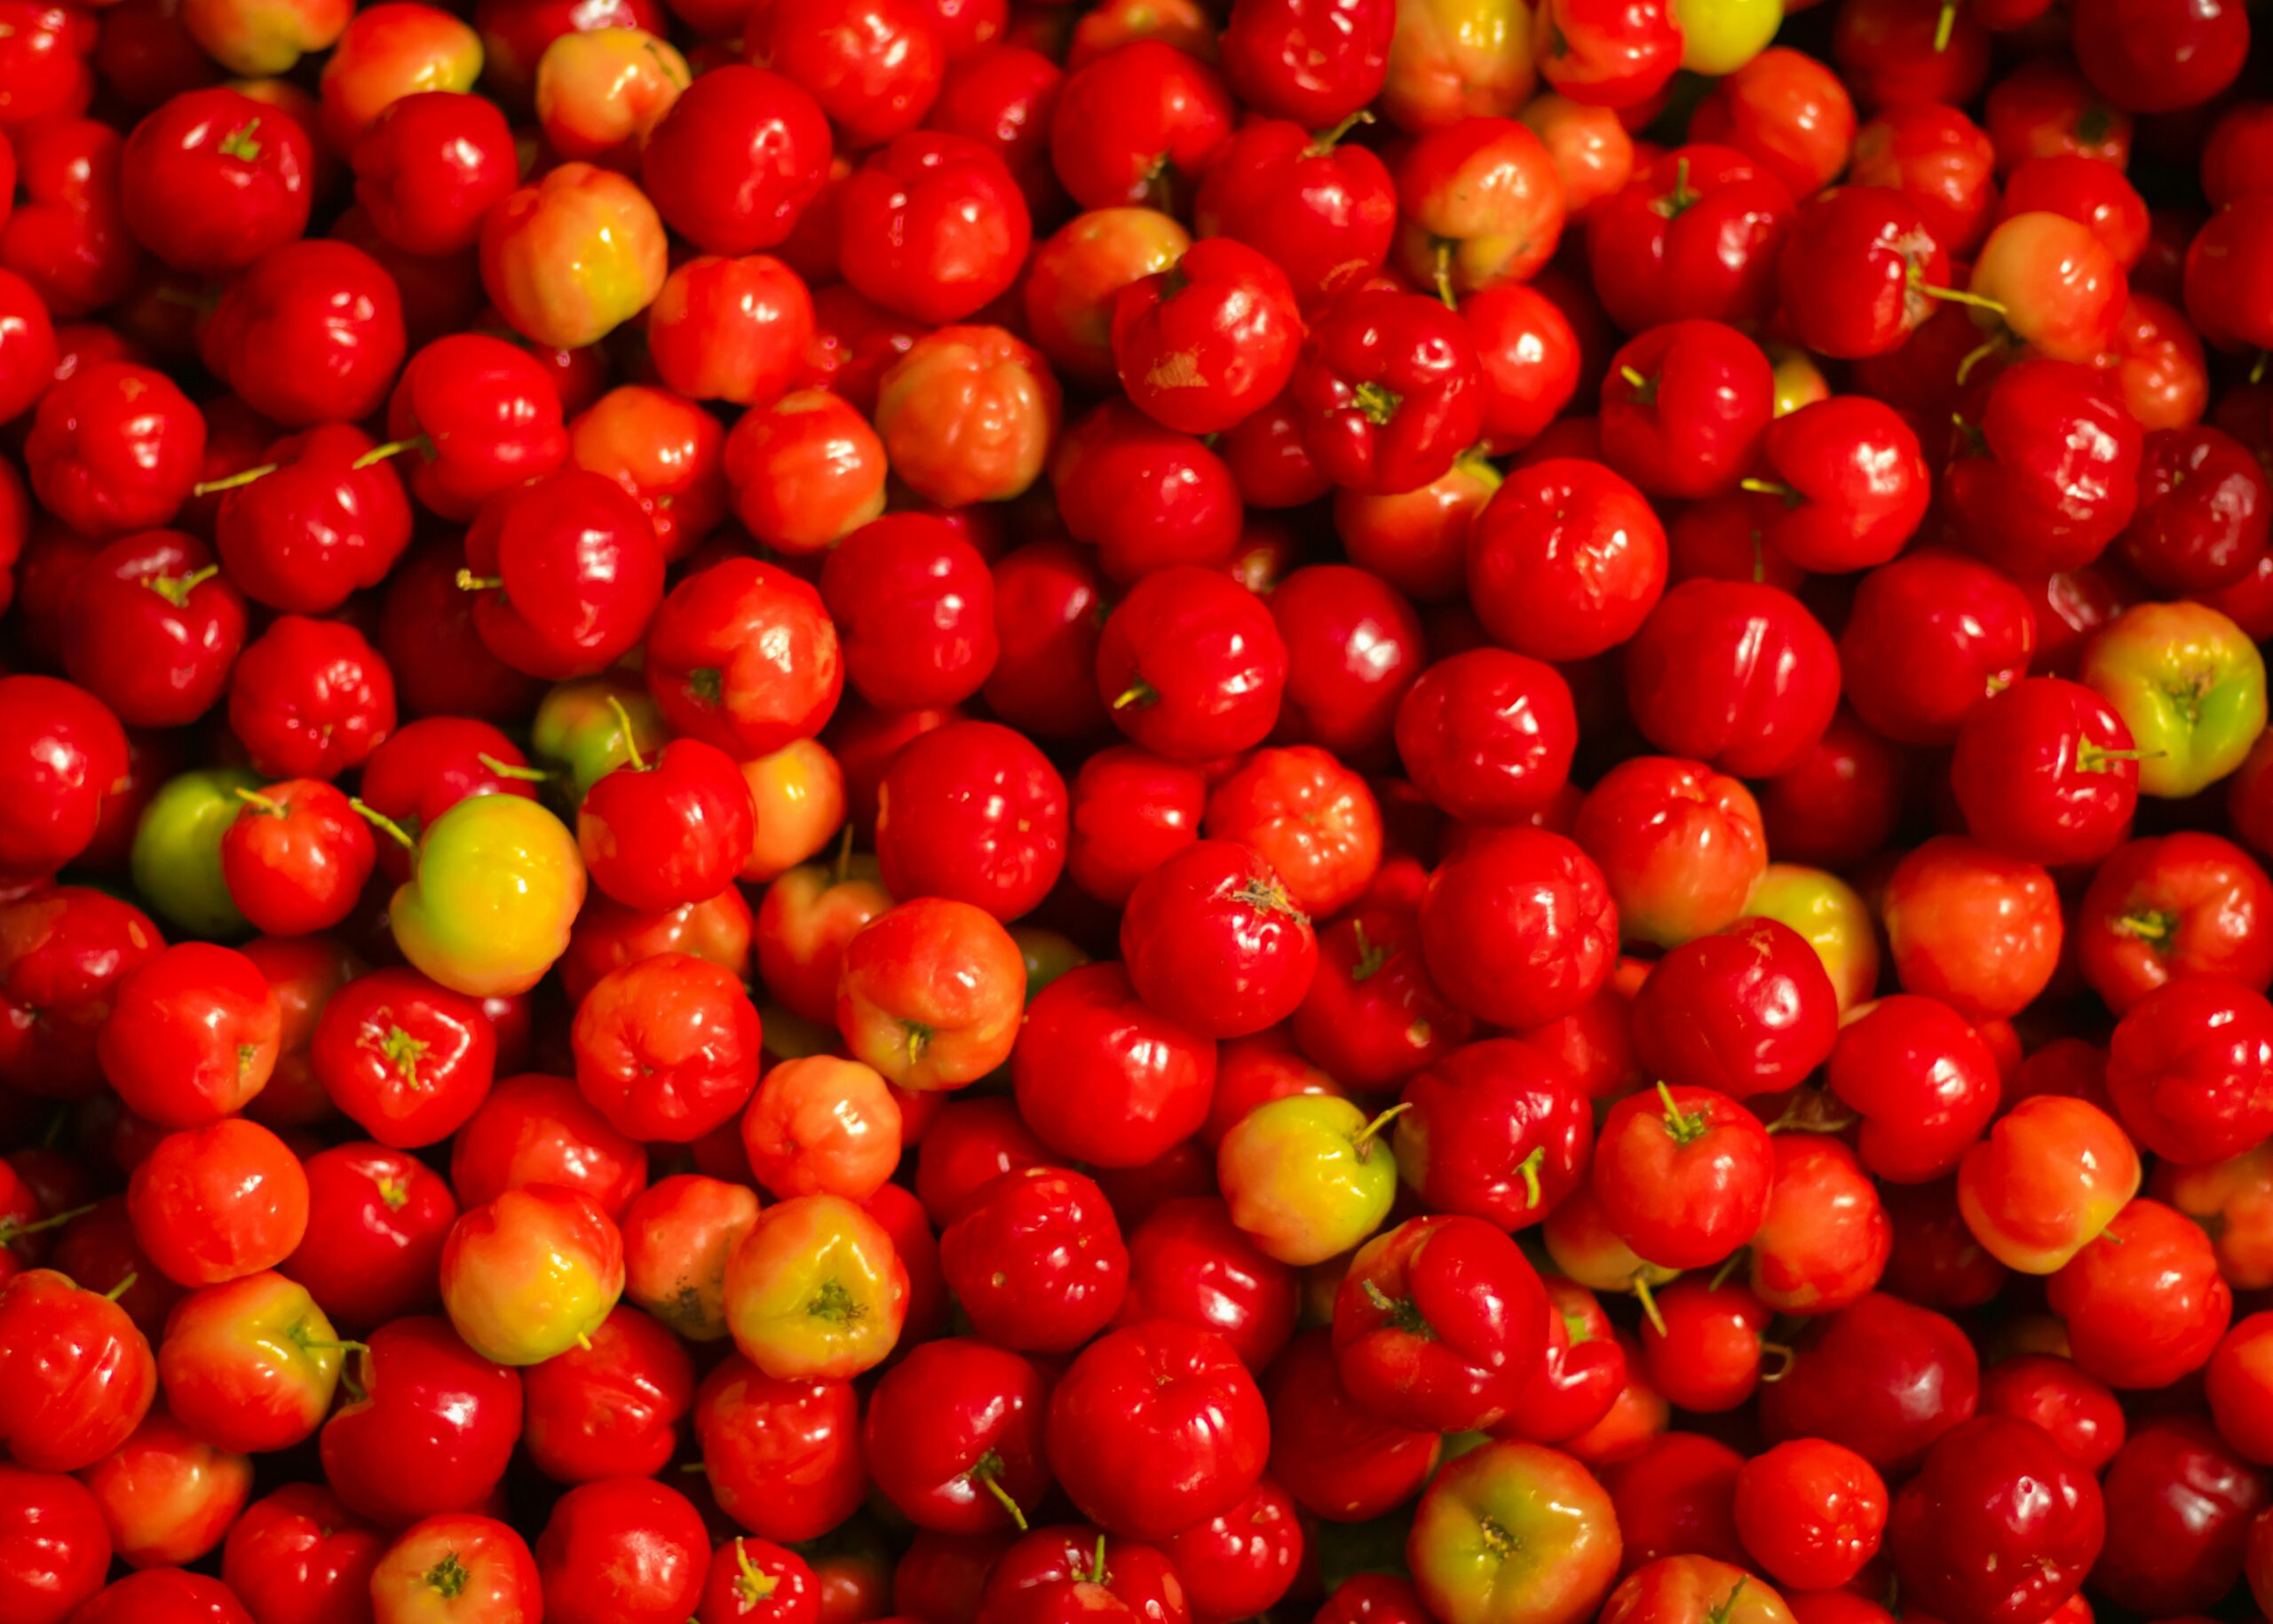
[2,0,2273,1622]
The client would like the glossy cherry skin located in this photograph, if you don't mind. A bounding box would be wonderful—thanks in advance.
[1393,1037,1590,1232]
[645,558,843,761]
[212,425,412,615]
[1840,551,2038,748]
[1421,828,1617,1028]
[532,1477,708,1624]
[62,1570,256,1624]
[1881,838,2063,1025]
[1944,359,2142,577]
[1294,907,1476,1094]
[1395,648,1577,821]
[820,515,997,712]
[1625,581,1838,778]
[1267,1328,1440,1523]
[2076,833,2273,1014]
[1760,1294,1979,1474]
[0,678,130,882]
[459,468,664,682]
[1193,120,1396,315]
[1112,1196,1300,1374]
[219,1483,383,1624]
[693,1356,866,1544]
[1332,1213,1550,1433]
[276,1145,455,1334]
[1097,566,1288,762]
[1588,146,1791,334]
[939,1165,1127,1354]
[0,891,162,1101]
[60,530,246,729]
[1051,400,1241,583]
[1631,918,1838,1100]
[2103,978,2273,1167]
[1113,237,1303,437]
[2091,1415,2268,1615]
[875,721,1062,923]
[1598,320,1773,502]
[319,1316,523,1528]
[640,63,829,255]
[864,1337,1051,1535]
[1593,1083,1773,1270]
[128,1120,308,1289]
[94,941,278,1130]
[1888,1416,2103,1624]
[2047,1198,2231,1390]
[382,333,570,520]
[1120,841,1317,1042]
[120,86,311,274]
[580,740,755,916]
[0,1270,156,1473]
[1949,677,2138,868]
[1289,288,1486,496]
[1047,1319,1269,1541]
[202,240,407,430]
[1012,963,1215,1169]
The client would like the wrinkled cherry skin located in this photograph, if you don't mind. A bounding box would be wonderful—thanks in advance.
[0,887,162,1098]
[1950,677,2138,868]
[1573,756,1766,951]
[1625,581,1839,778]
[1120,840,1316,1042]
[1098,567,1288,763]
[1599,320,1774,501]
[1422,828,1618,1029]
[1889,1416,2104,1624]
[1882,839,2063,1025]
[1760,1293,1980,1474]
[27,362,206,538]
[1593,1083,1774,1270]
[384,333,570,521]
[693,1356,866,1544]
[1049,40,1234,211]
[1978,1354,2124,1471]
[281,1143,456,1331]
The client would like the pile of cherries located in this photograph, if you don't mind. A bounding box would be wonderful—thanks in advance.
[7,0,2273,1619]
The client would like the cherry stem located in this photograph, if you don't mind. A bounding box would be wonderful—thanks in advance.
[1517,1145,1546,1208]
[101,1272,138,1303]
[455,570,503,593]
[1350,1101,1412,1159]
[353,435,430,470]
[1631,1271,1667,1337]
[0,1200,96,1245]
[1738,477,1797,503]
[1307,107,1374,155]
[2075,741,2166,772]
[2254,350,2269,386]
[679,1461,709,1473]
[1709,1249,1746,1291]
[349,798,417,851]
[1113,680,1157,711]
[832,822,855,885]
[1433,241,1458,311]
[1906,269,2006,316]
[1954,334,2008,385]
[1657,1080,1707,1144]
[976,1470,1028,1532]
[294,1337,370,1354]
[193,463,276,496]
[233,787,286,816]
[1933,0,1956,49]
[606,694,648,772]
[1759,1341,1796,1382]
[1087,1536,1111,1588]
[477,753,549,782]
